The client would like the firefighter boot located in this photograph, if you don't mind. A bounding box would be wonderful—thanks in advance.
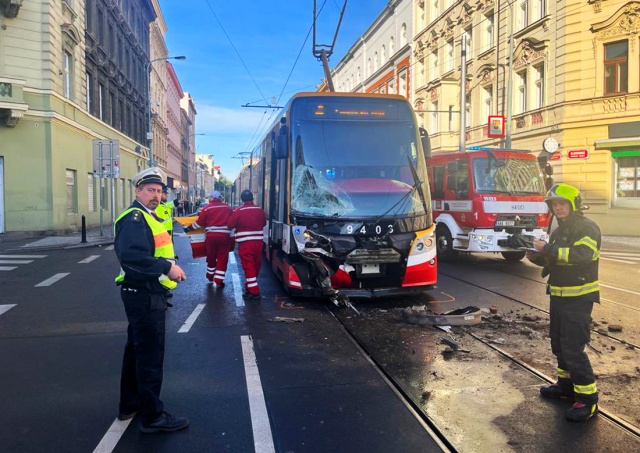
[566,402,598,422]
[540,381,574,400]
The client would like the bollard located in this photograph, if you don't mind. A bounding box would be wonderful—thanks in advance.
[81,215,87,243]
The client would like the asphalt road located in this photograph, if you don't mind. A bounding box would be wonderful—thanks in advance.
[0,231,639,452]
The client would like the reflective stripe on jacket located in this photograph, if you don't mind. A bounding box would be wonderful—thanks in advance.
[156,202,174,233]
[115,207,177,290]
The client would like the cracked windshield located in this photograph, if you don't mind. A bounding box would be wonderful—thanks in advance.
[290,98,429,218]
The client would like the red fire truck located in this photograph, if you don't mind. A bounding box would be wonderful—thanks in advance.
[427,147,550,261]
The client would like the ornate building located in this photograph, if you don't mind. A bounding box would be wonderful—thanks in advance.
[166,61,185,200]
[149,0,169,171]
[180,92,197,202]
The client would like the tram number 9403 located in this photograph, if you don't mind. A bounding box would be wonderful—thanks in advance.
[343,223,394,236]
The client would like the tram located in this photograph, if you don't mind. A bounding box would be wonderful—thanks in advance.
[234,92,437,303]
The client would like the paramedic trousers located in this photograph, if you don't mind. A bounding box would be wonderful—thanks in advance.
[205,233,231,285]
[238,240,263,295]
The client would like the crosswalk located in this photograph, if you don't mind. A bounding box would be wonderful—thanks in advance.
[600,250,640,265]
[0,254,46,271]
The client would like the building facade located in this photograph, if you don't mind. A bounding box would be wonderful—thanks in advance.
[180,92,196,203]
[166,61,184,200]
[149,0,169,171]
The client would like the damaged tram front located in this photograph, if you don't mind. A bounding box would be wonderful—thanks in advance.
[235,93,437,303]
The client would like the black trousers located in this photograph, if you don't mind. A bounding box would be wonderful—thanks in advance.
[119,287,166,423]
[549,297,597,404]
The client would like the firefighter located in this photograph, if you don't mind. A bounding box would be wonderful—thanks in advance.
[156,186,174,238]
[227,190,266,300]
[184,191,232,286]
[114,167,189,433]
[527,183,601,423]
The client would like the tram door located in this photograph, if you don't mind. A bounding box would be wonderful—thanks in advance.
[0,157,4,233]
[269,127,289,248]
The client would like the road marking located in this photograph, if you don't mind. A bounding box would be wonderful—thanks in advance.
[0,267,18,271]
[0,254,46,259]
[0,260,33,264]
[0,304,16,316]
[35,273,70,287]
[600,250,640,256]
[232,273,244,307]
[241,336,275,453]
[92,418,134,453]
[600,257,636,264]
[104,245,114,251]
[229,253,236,265]
[600,282,640,296]
[178,304,206,333]
[78,255,100,264]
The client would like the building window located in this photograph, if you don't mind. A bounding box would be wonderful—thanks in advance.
[66,169,78,215]
[466,99,471,129]
[614,155,640,203]
[432,50,439,79]
[97,8,104,46]
[465,27,473,60]
[399,69,407,98]
[64,51,72,98]
[483,85,493,120]
[534,64,545,109]
[534,0,546,21]
[431,101,439,133]
[86,72,93,112]
[367,58,372,77]
[110,92,116,125]
[87,174,96,212]
[389,36,395,55]
[98,83,105,120]
[604,40,628,95]
[374,52,379,71]
[357,67,361,84]
[519,0,528,30]
[432,0,439,20]
[401,23,407,47]
[445,40,454,73]
[484,13,494,51]
[381,45,386,64]
[448,105,455,131]
[517,70,527,113]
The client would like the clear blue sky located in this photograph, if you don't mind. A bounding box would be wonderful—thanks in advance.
[160,0,390,179]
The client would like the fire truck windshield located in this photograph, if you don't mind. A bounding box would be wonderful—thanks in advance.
[289,97,430,219]
[472,157,546,195]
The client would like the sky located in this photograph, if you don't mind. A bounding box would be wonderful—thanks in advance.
[160,0,390,179]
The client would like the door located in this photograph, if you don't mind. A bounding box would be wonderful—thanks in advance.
[0,157,4,233]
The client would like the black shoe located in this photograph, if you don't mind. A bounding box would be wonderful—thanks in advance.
[117,411,137,421]
[140,412,189,433]
[215,282,225,288]
[540,383,574,400]
[566,402,598,422]
[166,292,174,299]
[242,292,261,300]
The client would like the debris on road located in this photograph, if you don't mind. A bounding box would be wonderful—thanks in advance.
[440,336,470,353]
[608,324,623,333]
[268,317,305,323]
[401,306,483,326]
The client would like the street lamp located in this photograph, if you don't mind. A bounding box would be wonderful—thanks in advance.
[146,55,186,168]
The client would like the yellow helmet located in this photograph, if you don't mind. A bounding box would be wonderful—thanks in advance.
[545,183,582,211]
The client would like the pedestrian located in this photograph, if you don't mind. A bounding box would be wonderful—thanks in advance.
[114,167,189,433]
[156,186,174,238]
[177,199,185,217]
[527,183,601,423]
[227,190,266,300]
[184,190,232,286]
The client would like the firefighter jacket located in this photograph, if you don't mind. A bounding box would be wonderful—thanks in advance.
[114,200,177,292]
[156,201,174,234]
[191,200,233,235]
[530,212,600,301]
[227,202,266,242]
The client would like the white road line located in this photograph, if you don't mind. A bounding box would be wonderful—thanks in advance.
[0,267,17,271]
[78,255,100,264]
[0,254,46,259]
[178,303,206,333]
[229,253,236,265]
[232,273,244,307]
[35,273,70,287]
[241,336,275,453]
[92,418,134,453]
[600,257,636,264]
[0,260,33,264]
[600,282,640,296]
[0,304,16,316]
[104,245,114,251]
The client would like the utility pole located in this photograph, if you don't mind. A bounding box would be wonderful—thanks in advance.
[505,3,514,149]
[459,35,467,152]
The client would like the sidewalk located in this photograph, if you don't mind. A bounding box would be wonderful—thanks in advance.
[0,225,115,253]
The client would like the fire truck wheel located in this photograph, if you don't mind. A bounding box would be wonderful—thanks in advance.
[436,225,458,262]
[501,251,527,262]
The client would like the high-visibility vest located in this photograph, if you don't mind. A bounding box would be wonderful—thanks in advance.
[114,207,177,290]
[156,202,174,233]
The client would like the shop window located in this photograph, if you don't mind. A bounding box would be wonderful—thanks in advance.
[614,155,640,200]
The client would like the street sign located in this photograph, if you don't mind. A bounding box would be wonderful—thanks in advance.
[567,149,589,159]
[487,115,505,138]
[92,140,120,178]
[549,151,561,161]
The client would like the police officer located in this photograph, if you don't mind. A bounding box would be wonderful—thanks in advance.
[156,186,174,237]
[114,167,189,433]
[527,183,601,423]
[184,190,233,286]
[227,190,266,300]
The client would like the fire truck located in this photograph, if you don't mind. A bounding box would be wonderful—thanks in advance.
[426,147,550,262]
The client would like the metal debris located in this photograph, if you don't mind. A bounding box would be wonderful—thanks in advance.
[268,317,305,323]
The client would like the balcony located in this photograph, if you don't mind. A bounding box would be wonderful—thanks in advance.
[0,77,28,127]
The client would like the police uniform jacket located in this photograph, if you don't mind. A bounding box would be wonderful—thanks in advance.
[532,212,600,302]
[115,200,173,293]
[227,202,266,242]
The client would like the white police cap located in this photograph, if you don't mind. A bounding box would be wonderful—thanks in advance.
[132,167,166,188]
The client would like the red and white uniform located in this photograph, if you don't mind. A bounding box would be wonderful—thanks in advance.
[192,200,233,285]
[227,202,267,295]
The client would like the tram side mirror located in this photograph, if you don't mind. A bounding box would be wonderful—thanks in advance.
[419,127,431,159]
[275,125,289,159]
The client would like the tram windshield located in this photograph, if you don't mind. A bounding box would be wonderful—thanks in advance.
[289,96,431,220]
[472,157,546,195]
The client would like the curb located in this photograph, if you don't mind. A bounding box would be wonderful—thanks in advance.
[3,241,114,253]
